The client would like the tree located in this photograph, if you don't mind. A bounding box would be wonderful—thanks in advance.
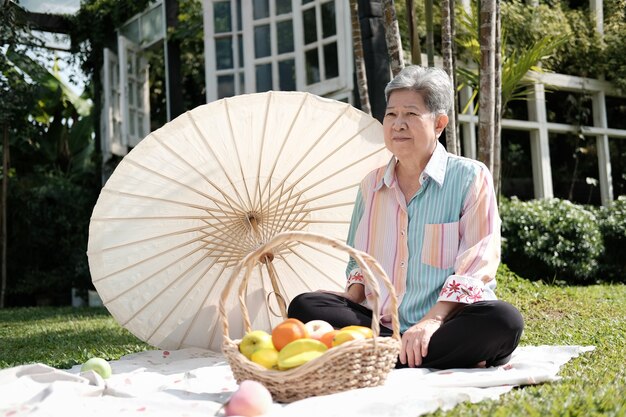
[351,0,371,115]
[457,3,565,197]
[382,0,405,76]
[0,1,37,308]
[478,0,496,174]
[441,0,459,155]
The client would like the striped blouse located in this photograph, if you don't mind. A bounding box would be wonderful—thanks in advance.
[345,142,500,332]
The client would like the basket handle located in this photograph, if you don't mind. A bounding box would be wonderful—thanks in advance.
[218,231,401,342]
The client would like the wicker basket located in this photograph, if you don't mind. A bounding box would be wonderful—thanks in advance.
[218,231,401,403]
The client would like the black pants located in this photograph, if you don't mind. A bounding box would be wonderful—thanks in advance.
[288,292,524,370]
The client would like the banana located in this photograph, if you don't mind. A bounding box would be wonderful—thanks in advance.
[277,338,328,370]
[278,350,325,370]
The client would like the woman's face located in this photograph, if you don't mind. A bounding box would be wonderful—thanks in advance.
[382,89,447,163]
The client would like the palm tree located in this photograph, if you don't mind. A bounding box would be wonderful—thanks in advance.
[406,0,422,65]
[425,0,435,67]
[350,0,371,115]
[382,0,405,76]
[441,0,459,155]
[478,0,496,174]
[456,5,565,196]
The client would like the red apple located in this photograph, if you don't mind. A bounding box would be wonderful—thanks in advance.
[304,320,335,340]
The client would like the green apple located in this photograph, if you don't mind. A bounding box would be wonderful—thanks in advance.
[80,357,112,379]
[239,330,274,359]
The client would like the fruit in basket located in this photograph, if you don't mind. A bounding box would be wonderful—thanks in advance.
[80,357,112,379]
[277,338,328,370]
[332,329,366,347]
[271,318,309,351]
[304,319,334,340]
[278,350,326,370]
[224,380,272,417]
[320,330,340,348]
[239,330,275,359]
[250,347,279,369]
[340,325,374,338]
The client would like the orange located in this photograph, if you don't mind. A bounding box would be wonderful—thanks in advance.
[271,318,309,351]
[319,330,340,349]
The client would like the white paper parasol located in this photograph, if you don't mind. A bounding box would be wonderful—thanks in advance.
[87,91,390,351]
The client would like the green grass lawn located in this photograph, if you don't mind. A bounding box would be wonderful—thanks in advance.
[1,265,625,416]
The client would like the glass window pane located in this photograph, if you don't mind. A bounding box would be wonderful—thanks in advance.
[324,42,338,78]
[213,1,232,33]
[121,21,140,44]
[302,0,314,4]
[128,80,135,106]
[279,59,295,91]
[142,5,164,45]
[303,8,317,45]
[256,63,272,92]
[321,2,336,38]
[216,37,234,69]
[277,20,294,54]
[239,71,246,93]
[305,48,320,84]
[238,34,244,66]
[129,109,136,135]
[253,0,269,20]
[276,0,291,14]
[254,25,271,58]
[218,74,235,99]
[237,0,242,30]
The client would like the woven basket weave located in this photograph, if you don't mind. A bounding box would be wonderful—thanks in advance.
[219,231,401,403]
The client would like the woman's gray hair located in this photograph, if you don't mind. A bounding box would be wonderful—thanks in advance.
[384,66,453,115]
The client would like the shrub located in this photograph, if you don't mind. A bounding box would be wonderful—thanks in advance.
[6,170,97,306]
[594,196,626,282]
[500,197,603,283]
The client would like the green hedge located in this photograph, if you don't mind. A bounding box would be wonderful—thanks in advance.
[594,196,626,282]
[500,197,605,283]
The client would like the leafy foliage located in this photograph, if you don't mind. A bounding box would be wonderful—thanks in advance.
[455,4,566,114]
[501,0,626,91]
[593,196,626,282]
[500,197,604,283]
[6,169,98,306]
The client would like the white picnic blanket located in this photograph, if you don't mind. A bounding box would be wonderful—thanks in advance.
[0,345,594,417]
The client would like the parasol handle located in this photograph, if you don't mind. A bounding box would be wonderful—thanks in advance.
[218,231,401,343]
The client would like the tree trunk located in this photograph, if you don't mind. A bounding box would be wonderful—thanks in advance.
[441,0,458,155]
[478,0,495,173]
[381,0,405,76]
[493,0,502,197]
[165,0,184,118]
[406,0,422,65]
[1,124,8,309]
[425,0,435,67]
[351,0,371,115]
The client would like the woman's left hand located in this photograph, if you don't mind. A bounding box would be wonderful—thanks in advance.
[399,318,442,367]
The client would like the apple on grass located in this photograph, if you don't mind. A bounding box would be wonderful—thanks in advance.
[304,320,334,341]
[239,330,275,359]
[224,380,273,417]
[80,357,112,379]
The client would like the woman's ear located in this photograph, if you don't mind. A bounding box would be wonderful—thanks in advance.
[435,114,449,137]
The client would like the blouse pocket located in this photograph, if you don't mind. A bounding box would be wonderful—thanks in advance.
[421,222,460,269]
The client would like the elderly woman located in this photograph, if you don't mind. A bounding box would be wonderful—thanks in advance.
[288,65,524,369]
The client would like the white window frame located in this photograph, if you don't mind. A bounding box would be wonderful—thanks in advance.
[101,47,124,158]
[203,0,352,102]
[118,35,151,148]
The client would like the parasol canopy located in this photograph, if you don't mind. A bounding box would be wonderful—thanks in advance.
[87,91,390,351]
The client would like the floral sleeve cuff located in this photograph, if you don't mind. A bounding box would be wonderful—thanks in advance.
[437,275,485,304]
[346,267,365,290]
